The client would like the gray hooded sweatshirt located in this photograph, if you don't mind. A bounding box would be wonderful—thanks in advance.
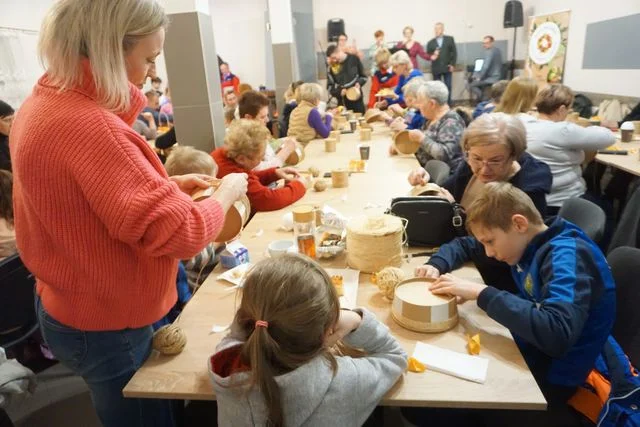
[208,308,408,427]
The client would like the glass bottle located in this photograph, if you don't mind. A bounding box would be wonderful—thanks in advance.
[292,206,317,258]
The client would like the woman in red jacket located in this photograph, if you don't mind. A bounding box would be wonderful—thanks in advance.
[212,119,307,212]
[9,1,248,426]
[367,48,399,109]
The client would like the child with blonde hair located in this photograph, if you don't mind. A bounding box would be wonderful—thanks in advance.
[212,119,306,212]
[165,146,220,290]
[209,254,407,426]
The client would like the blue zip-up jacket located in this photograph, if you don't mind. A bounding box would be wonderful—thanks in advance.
[406,109,426,130]
[427,152,552,293]
[388,69,423,106]
[477,218,616,388]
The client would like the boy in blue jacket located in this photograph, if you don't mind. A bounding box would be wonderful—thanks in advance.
[430,182,616,424]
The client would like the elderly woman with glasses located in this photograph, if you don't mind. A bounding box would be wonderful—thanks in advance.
[408,113,552,294]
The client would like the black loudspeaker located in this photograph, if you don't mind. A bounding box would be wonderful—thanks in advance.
[327,19,345,42]
[504,1,524,28]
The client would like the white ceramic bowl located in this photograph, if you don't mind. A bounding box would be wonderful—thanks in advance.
[268,240,294,257]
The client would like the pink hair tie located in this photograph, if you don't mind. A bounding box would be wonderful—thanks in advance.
[255,320,269,329]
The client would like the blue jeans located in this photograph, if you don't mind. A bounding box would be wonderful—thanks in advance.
[35,295,175,427]
[433,72,452,105]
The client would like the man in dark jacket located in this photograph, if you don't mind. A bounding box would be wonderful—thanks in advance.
[426,22,457,105]
[326,45,367,114]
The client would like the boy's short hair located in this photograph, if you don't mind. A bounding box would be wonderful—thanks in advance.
[224,119,271,159]
[374,30,384,38]
[466,182,544,233]
[151,77,162,84]
[165,146,217,177]
[238,90,269,119]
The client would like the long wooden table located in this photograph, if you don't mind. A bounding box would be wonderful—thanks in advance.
[595,132,640,176]
[124,122,547,410]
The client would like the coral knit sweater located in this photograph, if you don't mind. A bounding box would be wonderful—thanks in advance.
[9,60,226,331]
[211,148,306,212]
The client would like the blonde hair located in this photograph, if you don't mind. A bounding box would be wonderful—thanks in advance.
[236,254,340,427]
[238,83,253,95]
[461,112,527,159]
[38,0,168,113]
[466,182,543,233]
[390,50,412,68]
[298,83,323,104]
[164,146,217,177]
[224,119,271,159]
[283,80,304,103]
[495,77,539,114]
[403,26,414,35]
[224,106,237,125]
[535,84,574,115]
[374,48,391,67]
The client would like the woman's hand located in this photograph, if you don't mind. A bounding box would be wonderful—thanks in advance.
[276,138,296,162]
[389,104,404,115]
[390,117,407,132]
[324,309,363,347]
[170,174,213,195]
[276,167,300,181]
[408,129,424,142]
[212,173,249,212]
[375,100,388,109]
[429,273,487,303]
[408,167,429,185]
[388,144,398,156]
[415,265,441,279]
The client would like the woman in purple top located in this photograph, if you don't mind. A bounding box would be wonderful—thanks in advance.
[287,83,333,143]
[396,26,437,69]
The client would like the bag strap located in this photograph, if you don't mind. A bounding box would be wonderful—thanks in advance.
[452,203,466,236]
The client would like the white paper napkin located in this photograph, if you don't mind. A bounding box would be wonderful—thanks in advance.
[412,342,489,384]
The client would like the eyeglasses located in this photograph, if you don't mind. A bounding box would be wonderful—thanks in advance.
[465,152,510,169]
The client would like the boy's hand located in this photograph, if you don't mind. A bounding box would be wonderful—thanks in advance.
[429,273,487,302]
[415,265,440,279]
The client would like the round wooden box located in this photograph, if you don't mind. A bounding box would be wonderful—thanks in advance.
[365,108,382,123]
[192,186,251,242]
[391,278,458,333]
[346,86,362,101]
[409,183,442,197]
[285,143,305,166]
[393,130,420,155]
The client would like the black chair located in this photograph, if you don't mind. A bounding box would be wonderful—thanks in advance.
[558,197,606,245]
[425,160,451,187]
[607,246,640,367]
[608,183,640,253]
[0,254,38,350]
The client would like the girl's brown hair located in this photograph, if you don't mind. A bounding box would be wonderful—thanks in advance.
[0,170,13,226]
[495,77,539,114]
[236,254,340,427]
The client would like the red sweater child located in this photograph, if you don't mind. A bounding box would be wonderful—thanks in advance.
[220,73,240,95]
[368,68,399,109]
[212,148,305,212]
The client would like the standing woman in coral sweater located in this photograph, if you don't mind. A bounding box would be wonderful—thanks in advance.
[9,1,247,426]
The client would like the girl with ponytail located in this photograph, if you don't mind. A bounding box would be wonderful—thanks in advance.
[209,254,407,427]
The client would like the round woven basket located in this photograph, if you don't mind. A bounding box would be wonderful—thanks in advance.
[346,86,362,101]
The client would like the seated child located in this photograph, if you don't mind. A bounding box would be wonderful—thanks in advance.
[287,83,333,143]
[165,146,222,290]
[238,90,296,171]
[429,182,615,424]
[211,119,306,212]
[209,254,407,426]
